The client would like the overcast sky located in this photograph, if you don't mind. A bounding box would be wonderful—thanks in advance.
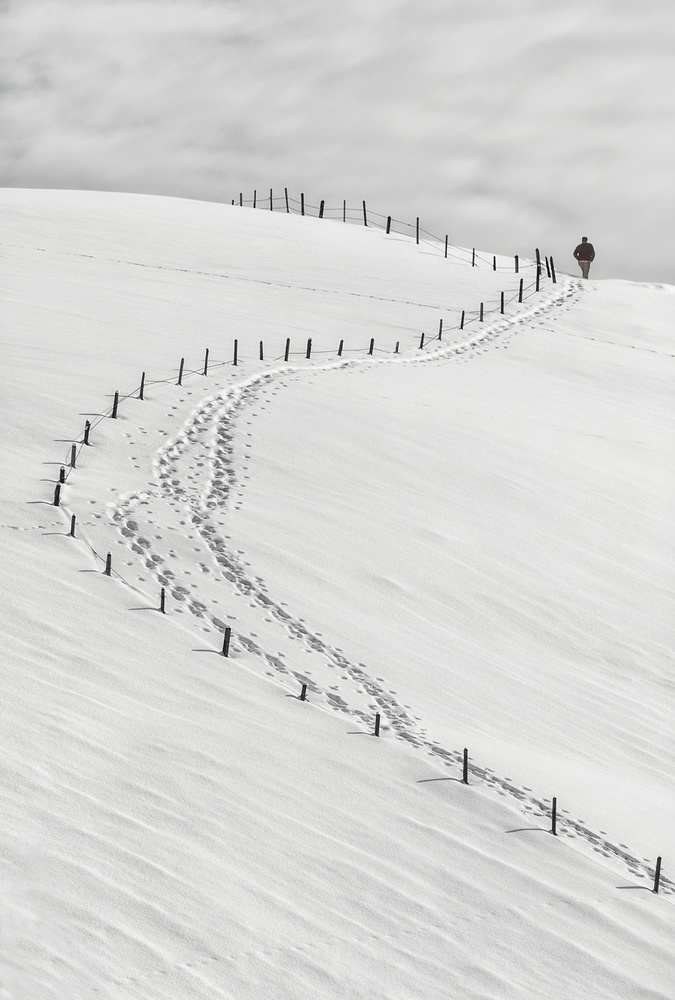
[1,0,673,282]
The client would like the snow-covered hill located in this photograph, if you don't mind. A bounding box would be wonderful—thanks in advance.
[1,189,673,999]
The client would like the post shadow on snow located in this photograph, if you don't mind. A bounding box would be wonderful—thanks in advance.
[505,827,547,834]
[417,776,463,784]
[616,884,652,892]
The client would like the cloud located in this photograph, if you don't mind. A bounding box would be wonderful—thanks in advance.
[1,0,673,280]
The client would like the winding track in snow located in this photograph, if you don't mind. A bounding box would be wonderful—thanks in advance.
[90,275,671,897]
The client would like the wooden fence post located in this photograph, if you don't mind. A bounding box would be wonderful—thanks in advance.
[285,187,289,213]
[369,338,374,355]
[177,357,184,386]
[374,713,381,737]
[105,552,112,576]
[550,257,557,283]
[500,291,505,315]
[84,420,91,445]
[222,626,232,657]
[395,341,399,354]
[551,797,557,835]
[653,856,662,893]
[270,188,273,210]
[259,341,264,361]
[70,444,77,468]
[203,348,209,376]
[519,278,524,303]
[139,372,145,400]
[545,256,551,278]
[301,193,305,216]
[285,338,290,362]
[463,748,469,784]
[306,337,312,359]
[253,189,257,209]
[59,466,66,484]
[319,200,325,219]
[239,192,243,206]
[479,303,484,322]
[386,215,391,235]
[111,391,119,419]
[472,248,476,267]
[70,514,76,537]
[515,254,519,273]
[460,310,465,330]
[338,339,344,357]
[160,587,166,614]
[536,266,541,292]
[493,255,497,271]
[53,483,61,507]
[445,235,448,259]
[362,201,368,227]
[416,218,419,244]
[300,683,307,701]
[419,332,425,349]
[233,339,238,366]
[438,318,443,341]
[343,200,346,222]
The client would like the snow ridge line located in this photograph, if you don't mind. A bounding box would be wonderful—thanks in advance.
[101,274,671,895]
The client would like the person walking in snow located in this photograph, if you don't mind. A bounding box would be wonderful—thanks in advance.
[573,237,595,279]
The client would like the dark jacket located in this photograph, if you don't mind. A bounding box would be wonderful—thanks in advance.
[574,241,595,262]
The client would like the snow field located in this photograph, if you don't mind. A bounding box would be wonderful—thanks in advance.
[1,190,674,998]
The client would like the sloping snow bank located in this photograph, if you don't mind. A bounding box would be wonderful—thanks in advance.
[1,190,673,998]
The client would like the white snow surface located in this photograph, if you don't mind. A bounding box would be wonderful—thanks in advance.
[1,188,674,998]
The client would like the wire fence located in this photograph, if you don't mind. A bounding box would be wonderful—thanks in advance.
[230,187,556,276]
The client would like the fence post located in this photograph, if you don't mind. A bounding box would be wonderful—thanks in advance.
[319,200,325,219]
[536,267,541,292]
[285,187,289,213]
[84,420,91,445]
[222,626,232,657]
[139,372,145,400]
[59,466,66,484]
[438,318,443,341]
[203,348,209,376]
[306,337,312,359]
[239,192,243,207]
[479,302,484,322]
[445,235,448,259]
[535,248,541,269]
[419,333,425,350]
[177,357,184,386]
[653,856,662,894]
[105,552,112,576]
[53,483,61,507]
[515,254,519,273]
[362,201,368,227]
[545,256,551,278]
[300,683,307,701]
[270,188,273,211]
[301,193,305,216]
[462,748,469,784]
[111,391,119,419]
[374,713,381,737]
[460,310,465,330]
[70,514,76,537]
[493,255,497,271]
[160,587,166,614]
[369,338,374,355]
[253,189,257,209]
[472,248,476,267]
[233,339,238,366]
[395,341,399,354]
[386,215,391,235]
[550,257,557,283]
[285,338,290,362]
[500,291,505,315]
[551,797,557,836]
[343,200,346,222]
[70,444,77,468]
[416,218,419,244]
[519,278,524,303]
[259,341,264,361]
[338,339,344,357]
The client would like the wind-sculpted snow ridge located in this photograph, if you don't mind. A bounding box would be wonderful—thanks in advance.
[80,273,667,898]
